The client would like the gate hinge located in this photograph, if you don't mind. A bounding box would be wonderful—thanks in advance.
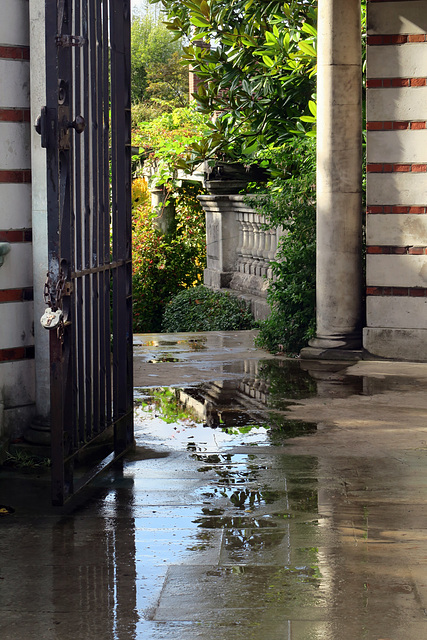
[56,34,85,47]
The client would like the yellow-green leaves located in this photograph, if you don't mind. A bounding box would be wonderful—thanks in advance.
[298,40,316,57]
[301,22,317,37]
[300,99,316,123]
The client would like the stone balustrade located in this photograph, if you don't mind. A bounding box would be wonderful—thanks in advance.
[235,207,282,281]
[198,193,284,320]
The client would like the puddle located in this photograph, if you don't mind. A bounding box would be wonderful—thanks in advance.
[176,338,207,350]
[134,336,207,358]
[192,514,279,529]
[5,332,427,640]
[132,384,321,554]
[134,386,318,451]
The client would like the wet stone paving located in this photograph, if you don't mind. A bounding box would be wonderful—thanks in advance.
[2,331,427,639]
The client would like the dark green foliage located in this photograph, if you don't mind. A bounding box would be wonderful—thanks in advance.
[252,138,316,354]
[162,286,255,332]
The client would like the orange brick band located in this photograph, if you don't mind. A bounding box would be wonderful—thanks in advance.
[367,78,427,88]
[0,288,33,303]
[367,164,427,173]
[0,170,31,183]
[0,346,34,362]
[367,0,425,4]
[0,45,30,60]
[367,206,427,214]
[367,35,427,45]
[367,246,427,255]
[367,287,427,297]
[367,121,426,131]
[0,229,32,243]
[0,109,30,123]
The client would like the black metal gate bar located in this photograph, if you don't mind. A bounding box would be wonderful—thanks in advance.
[110,0,133,451]
[90,0,100,437]
[73,0,85,447]
[45,0,74,502]
[82,0,92,449]
[101,0,112,430]
[41,0,133,505]
[96,0,106,432]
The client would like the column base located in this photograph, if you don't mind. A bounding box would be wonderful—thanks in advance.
[300,346,363,361]
[300,333,363,361]
[24,415,51,446]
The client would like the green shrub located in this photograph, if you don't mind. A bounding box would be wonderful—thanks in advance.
[132,181,206,333]
[251,138,316,354]
[162,285,255,332]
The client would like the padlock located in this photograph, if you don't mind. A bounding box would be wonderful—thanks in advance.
[40,307,63,330]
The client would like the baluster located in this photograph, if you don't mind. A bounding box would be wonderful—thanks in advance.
[236,211,245,273]
[244,213,255,274]
[251,213,261,275]
[266,227,277,280]
[259,214,270,277]
[241,213,251,273]
[252,215,261,275]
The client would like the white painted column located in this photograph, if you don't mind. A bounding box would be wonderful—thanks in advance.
[27,0,50,439]
[303,0,363,356]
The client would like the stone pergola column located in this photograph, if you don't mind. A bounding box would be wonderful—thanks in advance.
[302,0,363,358]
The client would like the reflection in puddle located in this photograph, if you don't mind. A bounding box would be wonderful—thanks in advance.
[134,380,318,452]
[193,515,279,529]
[177,338,207,351]
[130,357,404,637]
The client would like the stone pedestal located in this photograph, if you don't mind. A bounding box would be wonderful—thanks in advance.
[200,194,240,290]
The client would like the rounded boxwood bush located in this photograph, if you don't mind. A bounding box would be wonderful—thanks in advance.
[162,285,255,332]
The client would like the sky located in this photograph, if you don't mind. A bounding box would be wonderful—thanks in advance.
[131,0,162,18]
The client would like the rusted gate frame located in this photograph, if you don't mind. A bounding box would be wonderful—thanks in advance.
[42,0,133,505]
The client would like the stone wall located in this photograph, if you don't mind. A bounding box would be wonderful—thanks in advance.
[365,0,427,360]
[0,0,35,439]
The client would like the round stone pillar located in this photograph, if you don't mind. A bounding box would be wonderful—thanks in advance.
[302,0,363,358]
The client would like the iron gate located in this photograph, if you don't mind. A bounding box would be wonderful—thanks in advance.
[37,0,133,505]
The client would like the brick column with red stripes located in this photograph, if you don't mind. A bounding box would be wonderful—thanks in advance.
[365,0,427,360]
[0,0,35,439]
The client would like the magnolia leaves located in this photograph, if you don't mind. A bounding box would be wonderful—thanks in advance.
[152,0,317,155]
